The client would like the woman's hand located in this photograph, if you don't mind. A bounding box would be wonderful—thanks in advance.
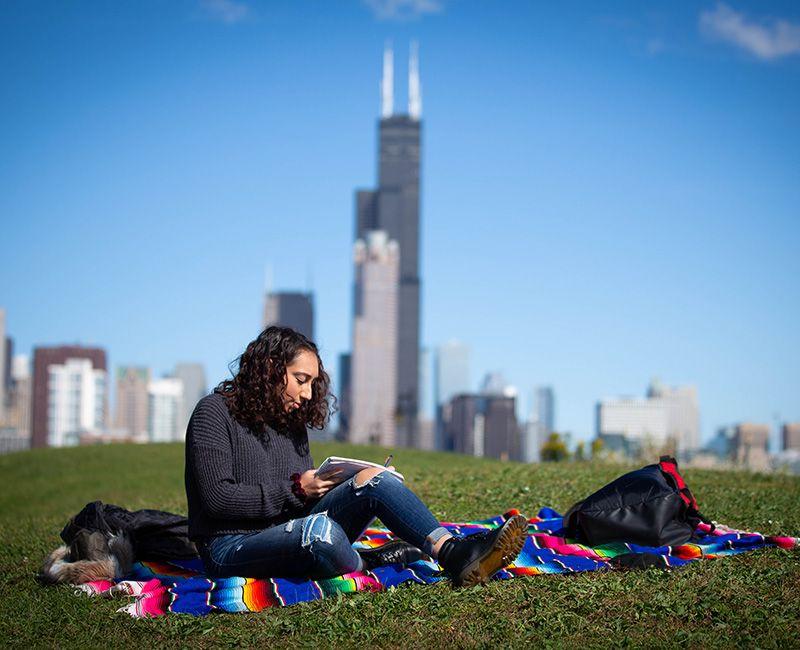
[298,469,343,499]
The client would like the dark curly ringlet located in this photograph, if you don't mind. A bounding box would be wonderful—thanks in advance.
[217,326,335,434]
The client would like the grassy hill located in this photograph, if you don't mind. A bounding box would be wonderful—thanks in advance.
[1,442,798,648]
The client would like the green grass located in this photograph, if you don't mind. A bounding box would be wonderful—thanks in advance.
[1,442,798,649]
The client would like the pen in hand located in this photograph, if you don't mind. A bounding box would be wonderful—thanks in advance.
[383,454,393,467]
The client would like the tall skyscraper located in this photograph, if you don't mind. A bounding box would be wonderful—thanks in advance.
[733,422,770,471]
[0,308,6,423]
[480,372,516,397]
[443,394,520,461]
[418,347,432,421]
[522,420,541,463]
[263,291,314,340]
[783,422,800,451]
[433,341,470,450]
[443,395,481,456]
[336,352,351,439]
[533,387,555,436]
[31,346,108,447]
[8,355,31,439]
[434,341,471,407]
[416,347,435,450]
[115,366,150,440]
[2,338,11,418]
[174,362,207,433]
[349,231,399,446]
[522,386,555,462]
[353,42,422,447]
[148,377,184,443]
[706,425,737,460]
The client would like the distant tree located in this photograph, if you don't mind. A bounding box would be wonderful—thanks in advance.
[574,440,586,462]
[591,438,604,458]
[541,432,570,462]
[639,433,678,462]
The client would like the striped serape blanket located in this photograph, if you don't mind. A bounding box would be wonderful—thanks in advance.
[75,508,798,617]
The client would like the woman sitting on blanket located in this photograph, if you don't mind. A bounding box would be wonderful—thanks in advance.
[185,326,527,587]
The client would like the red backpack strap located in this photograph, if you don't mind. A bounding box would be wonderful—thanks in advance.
[659,456,716,535]
[659,455,697,510]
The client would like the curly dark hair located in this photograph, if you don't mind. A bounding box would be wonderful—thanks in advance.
[217,326,334,434]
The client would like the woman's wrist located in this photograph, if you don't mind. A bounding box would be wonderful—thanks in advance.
[290,473,307,501]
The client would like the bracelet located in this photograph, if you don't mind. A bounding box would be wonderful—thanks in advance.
[290,473,307,501]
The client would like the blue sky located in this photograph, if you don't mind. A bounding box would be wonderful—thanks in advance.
[1,0,798,446]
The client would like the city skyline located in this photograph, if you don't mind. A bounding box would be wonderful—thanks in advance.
[1,1,799,445]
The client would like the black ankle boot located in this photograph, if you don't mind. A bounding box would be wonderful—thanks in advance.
[357,540,427,570]
[437,515,528,588]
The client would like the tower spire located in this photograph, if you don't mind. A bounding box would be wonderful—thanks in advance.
[409,40,421,120]
[381,41,394,119]
[264,263,273,294]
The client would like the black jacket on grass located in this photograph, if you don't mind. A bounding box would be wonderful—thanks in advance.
[184,392,314,541]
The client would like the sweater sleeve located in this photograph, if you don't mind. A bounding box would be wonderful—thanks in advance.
[187,398,305,521]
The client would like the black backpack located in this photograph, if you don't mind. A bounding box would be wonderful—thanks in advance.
[60,501,198,560]
[562,456,715,547]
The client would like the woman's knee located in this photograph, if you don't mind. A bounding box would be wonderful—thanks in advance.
[353,466,401,490]
[301,513,358,574]
[353,466,388,488]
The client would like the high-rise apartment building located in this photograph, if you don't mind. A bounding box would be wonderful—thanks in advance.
[480,372,514,397]
[30,347,108,448]
[0,308,6,423]
[417,418,435,452]
[705,425,737,460]
[533,387,555,437]
[418,347,432,421]
[648,380,700,452]
[416,348,435,450]
[263,291,314,341]
[443,394,520,461]
[353,43,422,447]
[6,355,31,439]
[115,366,150,440]
[443,395,481,456]
[434,341,470,408]
[596,380,700,456]
[433,341,470,451]
[336,352,351,438]
[782,423,800,451]
[596,397,666,455]
[174,362,207,432]
[733,422,770,471]
[522,420,542,463]
[522,386,556,463]
[3,338,11,412]
[148,377,184,443]
[349,231,399,446]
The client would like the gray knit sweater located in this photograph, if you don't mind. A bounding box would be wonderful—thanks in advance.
[184,392,314,541]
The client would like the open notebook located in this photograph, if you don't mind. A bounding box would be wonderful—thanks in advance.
[315,456,405,482]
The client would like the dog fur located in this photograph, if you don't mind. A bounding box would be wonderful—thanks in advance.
[38,530,134,585]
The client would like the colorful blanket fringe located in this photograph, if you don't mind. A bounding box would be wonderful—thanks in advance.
[75,508,798,617]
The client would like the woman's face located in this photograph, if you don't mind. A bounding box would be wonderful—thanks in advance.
[282,349,319,412]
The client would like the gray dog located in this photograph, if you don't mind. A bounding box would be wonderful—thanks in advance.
[38,529,134,585]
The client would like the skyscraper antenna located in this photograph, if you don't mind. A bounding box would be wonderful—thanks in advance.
[264,263,273,294]
[381,41,394,118]
[409,40,421,120]
[305,263,313,294]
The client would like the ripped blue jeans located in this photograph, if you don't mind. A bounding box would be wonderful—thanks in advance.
[201,471,450,579]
